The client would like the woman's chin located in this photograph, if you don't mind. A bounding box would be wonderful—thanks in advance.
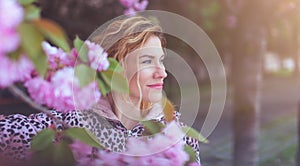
[147,93,163,103]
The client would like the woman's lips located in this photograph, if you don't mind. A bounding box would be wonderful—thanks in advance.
[147,83,163,89]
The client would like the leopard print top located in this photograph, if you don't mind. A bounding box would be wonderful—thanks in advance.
[0,99,200,164]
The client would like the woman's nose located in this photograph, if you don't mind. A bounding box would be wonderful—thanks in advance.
[154,65,167,79]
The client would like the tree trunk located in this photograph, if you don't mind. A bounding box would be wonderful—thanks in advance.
[232,26,264,166]
[291,20,299,76]
[297,101,300,166]
[231,16,265,166]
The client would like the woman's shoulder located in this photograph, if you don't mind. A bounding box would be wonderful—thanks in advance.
[0,110,92,147]
[0,112,45,161]
[0,109,114,161]
[0,111,85,130]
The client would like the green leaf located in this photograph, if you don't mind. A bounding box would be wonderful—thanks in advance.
[32,19,70,52]
[31,52,48,77]
[31,128,55,151]
[182,126,209,143]
[18,23,44,59]
[75,64,96,87]
[107,58,123,73]
[65,128,104,149]
[7,48,22,60]
[18,0,36,5]
[53,141,76,166]
[78,43,89,63]
[24,5,41,21]
[101,69,129,94]
[96,77,110,96]
[184,145,197,162]
[141,120,164,136]
[73,36,84,52]
[30,144,55,166]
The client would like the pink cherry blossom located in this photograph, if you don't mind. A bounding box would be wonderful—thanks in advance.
[124,8,137,15]
[143,157,172,166]
[0,54,34,88]
[122,139,188,166]
[0,0,23,29]
[70,140,94,166]
[24,77,55,106]
[17,55,35,81]
[119,0,138,8]
[42,41,76,69]
[51,67,100,112]
[70,121,194,166]
[119,0,149,15]
[119,122,189,165]
[85,40,109,72]
[70,140,93,158]
[0,28,20,53]
[164,121,185,141]
[94,150,125,166]
[76,157,94,166]
[73,82,101,110]
[25,67,100,112]
[51,67,79,111]
[125,137,149,156]
[148,134,172,152]
[164,143,189,166]
[68,48,79,67]
[0,0,23,54]
[0,56,18,88]
[133,0,148,11]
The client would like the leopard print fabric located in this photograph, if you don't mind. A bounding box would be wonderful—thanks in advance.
[0,109,200,164]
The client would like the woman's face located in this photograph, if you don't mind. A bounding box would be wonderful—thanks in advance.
[124,36,167,104]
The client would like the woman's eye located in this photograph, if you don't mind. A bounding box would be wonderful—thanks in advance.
[141,60,152,64]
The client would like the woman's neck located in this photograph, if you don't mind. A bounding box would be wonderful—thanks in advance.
[109,94,142,130]
[115,109,139,130]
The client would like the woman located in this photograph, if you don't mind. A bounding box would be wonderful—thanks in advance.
[0,16,200,164]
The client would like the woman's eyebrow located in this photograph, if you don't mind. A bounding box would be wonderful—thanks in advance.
[139,54,165,59]
[139,55,154,59]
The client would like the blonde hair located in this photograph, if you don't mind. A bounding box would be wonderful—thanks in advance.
[92,16,166,62]
[92,16,173,118]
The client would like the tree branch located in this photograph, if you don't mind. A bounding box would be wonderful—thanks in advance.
[8,84,70,128]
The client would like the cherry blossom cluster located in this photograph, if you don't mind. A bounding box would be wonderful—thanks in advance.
[25,41,109,112]
[0,0,34,88]
[0,0,110,112]
[119,0,149,15]
[25,68,101,112]
[70,122,201,166]
[42,42,78,70]
[85,40,109,71]
[0,0,23,53]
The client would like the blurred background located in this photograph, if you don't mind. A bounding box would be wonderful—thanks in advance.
[1,0,300,165]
